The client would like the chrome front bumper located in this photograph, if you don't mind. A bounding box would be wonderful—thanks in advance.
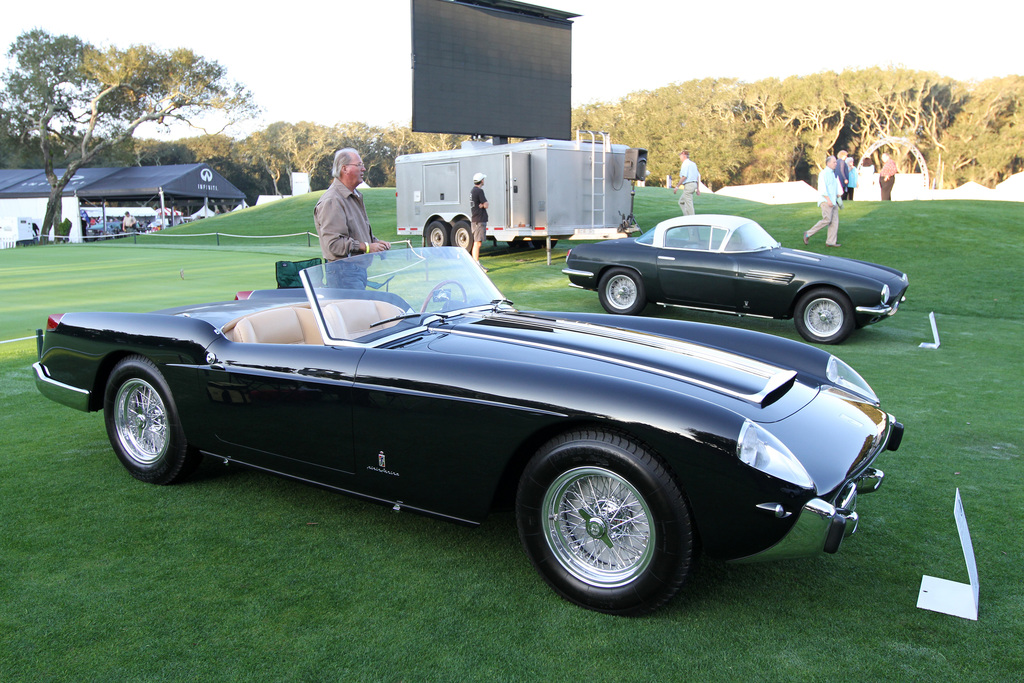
[732,467,884,563]
[856,294,906,318]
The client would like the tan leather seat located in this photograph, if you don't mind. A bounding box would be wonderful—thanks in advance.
[224,300,406,344]
[225,306,323,345]
[322,300,406,340]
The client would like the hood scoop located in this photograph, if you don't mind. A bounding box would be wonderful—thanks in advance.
[462,313,797,407]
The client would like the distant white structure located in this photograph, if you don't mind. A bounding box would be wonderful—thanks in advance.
[716,181,818,204]
[291,172,310,195]
[715,173,1024,205]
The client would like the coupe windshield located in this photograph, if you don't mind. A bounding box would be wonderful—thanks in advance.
[299,246,504,343]
[723,221,779,252]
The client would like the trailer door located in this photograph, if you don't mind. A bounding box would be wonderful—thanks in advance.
[505,152,531,230]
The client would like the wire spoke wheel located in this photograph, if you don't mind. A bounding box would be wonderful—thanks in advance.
[794,288,855,344]
[104,355,201,485]
[113,378,169,466]
[607,275,638,310]
[543,466,654,587]
[598,268,646,315]
[517,429,695,614]
[803,297,844,337]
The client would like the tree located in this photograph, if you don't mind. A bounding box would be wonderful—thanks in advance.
[241,123,291,195]
[0,29,256,233]
[943,76,1024,188]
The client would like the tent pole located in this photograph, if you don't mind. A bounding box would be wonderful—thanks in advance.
[159,188,166,230]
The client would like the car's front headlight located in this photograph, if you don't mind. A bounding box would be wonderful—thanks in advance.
[880,284,890,304]
[826,355,878,403]
[737,421,813,489]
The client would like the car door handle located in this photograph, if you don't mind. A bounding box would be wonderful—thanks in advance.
[658,256,676,261]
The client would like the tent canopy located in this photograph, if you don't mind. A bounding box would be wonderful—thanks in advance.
[0,164,245,203]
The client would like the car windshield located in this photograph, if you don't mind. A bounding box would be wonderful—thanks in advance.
[723,221,779,252]
[300,246,505,343]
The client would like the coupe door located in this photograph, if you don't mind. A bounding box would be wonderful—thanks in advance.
[200,339,363,475]
[656,224,738,309]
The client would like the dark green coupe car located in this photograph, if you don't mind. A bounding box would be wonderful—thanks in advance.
[563,214,909,344]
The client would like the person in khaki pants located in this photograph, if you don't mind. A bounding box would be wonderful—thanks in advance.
[803,156,842,248]
[672,150,701,216]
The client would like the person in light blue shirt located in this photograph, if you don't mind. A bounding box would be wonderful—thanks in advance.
[803,156,842,247]
[845,157,858,200]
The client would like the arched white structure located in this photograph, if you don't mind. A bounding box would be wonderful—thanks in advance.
[860,136,929,189]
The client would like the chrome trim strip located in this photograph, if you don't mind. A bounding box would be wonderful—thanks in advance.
[784,250,823,261]
[655,302,774,320]
[855,304,894,316]
[561,268,594,278]
[33,362,91,412]
[744,270,794,285]
[453,314,797,405]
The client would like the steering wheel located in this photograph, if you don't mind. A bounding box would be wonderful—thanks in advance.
[420,280,468,313]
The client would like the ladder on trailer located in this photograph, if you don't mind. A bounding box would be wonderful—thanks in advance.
[575,130,611,231]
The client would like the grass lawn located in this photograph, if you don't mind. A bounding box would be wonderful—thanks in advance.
[1,188,1022,681]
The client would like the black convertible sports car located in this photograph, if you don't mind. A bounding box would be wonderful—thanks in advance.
[34,247,903,615]
[563,214,909,344]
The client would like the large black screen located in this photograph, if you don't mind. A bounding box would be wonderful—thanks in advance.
[411,0,575,140]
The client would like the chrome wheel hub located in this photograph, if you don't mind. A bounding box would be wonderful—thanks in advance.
[608,276,637,309]
[114,378,169,465]
[805,298,843,336]
[542,466,654,587]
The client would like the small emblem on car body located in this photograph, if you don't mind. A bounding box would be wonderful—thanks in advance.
[368,451,400,477]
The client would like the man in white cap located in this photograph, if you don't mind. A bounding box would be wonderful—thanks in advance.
[470,172,488,268]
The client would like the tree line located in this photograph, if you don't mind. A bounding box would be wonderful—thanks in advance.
[573,68,1024,191]
[3,27,1021,223]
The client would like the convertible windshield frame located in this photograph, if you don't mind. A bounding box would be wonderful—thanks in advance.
[299,246,504,346]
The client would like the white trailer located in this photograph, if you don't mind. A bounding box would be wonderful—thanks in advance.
[395,132,643,250]
[0,217,38,248]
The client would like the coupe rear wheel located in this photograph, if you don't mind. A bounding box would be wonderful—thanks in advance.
[516,429,696,615]
[103,355,201,485]
[794,288,855,344]
[598,268,646,315]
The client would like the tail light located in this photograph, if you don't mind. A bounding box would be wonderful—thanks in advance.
[46,314,65,331]
[235,291,253,300]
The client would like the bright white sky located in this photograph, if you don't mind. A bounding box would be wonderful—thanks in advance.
[2,0,1018,139]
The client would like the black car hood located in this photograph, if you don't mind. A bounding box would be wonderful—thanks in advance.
[772,247,906,282]
[429,311,819,421]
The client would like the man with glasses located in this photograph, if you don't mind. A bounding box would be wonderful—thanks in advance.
[314,148,390,288]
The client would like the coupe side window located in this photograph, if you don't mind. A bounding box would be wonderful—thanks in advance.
[709,227,727,251]
[662,225,728,251]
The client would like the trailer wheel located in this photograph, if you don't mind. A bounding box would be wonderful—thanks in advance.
[451,220,473,251]
[425,220,450,247]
